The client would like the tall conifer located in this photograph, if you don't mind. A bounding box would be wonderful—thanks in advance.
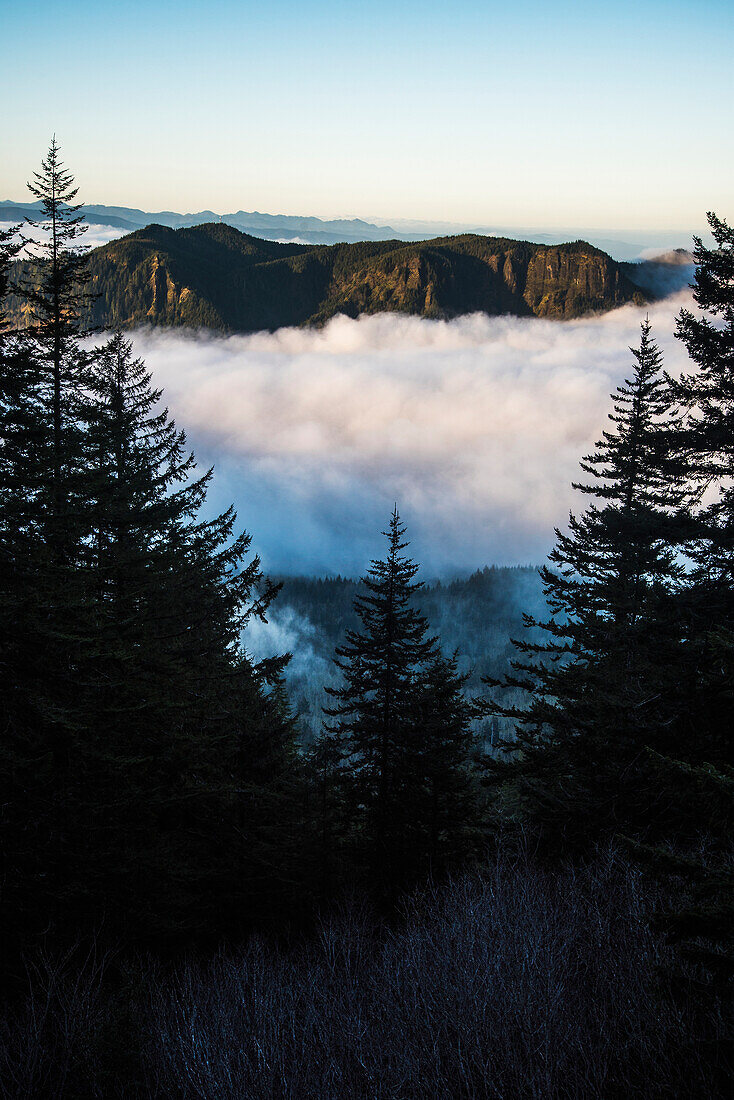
[0,145,94,952]
[633,213,734,986]
[1,145,303,952]
[325,509,479,893]
[486,320,689,849]
[21,137,92,532]
[70,330,299,938]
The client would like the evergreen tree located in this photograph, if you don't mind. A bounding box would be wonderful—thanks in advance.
[1,143,305,955]
[485,320,690,850]
[669,211,734,763]
[324,509,479,894]
[675,213,734,546]
[20,137,92,533]
[0,147,94,955]
[631,213,734,986]
[62,330,301,940]
[6,140,96,825]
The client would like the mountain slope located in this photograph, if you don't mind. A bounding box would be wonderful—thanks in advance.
[13,222,648,333]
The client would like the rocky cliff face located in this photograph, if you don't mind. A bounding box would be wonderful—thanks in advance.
[523,246,634,318]
[315,237,643,323]
[76,224,646,333]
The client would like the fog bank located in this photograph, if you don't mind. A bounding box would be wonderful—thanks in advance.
[128,293,694,575]
[0,221,130,255]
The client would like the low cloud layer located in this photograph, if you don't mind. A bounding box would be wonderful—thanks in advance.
[122,294,693,575]
[0,221,130,255]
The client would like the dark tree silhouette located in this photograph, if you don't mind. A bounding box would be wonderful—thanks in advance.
[485,320,690,850]
[633,212,734,986]
[21,137,93,528]
[324,508,480,894]
[0,147,304,956]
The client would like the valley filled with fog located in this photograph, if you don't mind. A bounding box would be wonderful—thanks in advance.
[130,288,695,576]
[118,285,696,736]
[4,0,731,1088]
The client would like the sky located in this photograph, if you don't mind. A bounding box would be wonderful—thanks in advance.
[3,0,733,229]
[126,288,695,576]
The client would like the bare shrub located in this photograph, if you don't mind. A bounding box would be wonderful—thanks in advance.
[0,943,111,1100]
[142,851,726,1099]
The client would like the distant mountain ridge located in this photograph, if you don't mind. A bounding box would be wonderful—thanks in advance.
[0,199,414,245]
[1,200,698,261]
[62,222,647,333]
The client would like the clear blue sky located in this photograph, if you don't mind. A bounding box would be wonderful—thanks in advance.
[3,0,733,228]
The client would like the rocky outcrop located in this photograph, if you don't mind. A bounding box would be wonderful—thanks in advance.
[523,246,634,318]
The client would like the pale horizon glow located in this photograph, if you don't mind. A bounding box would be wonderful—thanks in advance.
[3,1,733,230]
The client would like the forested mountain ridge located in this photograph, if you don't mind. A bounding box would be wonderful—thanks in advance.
[28,222,647,333]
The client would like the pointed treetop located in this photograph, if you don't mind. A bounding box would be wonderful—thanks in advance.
[26,136,86,242]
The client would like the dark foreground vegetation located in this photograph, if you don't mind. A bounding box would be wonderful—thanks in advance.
[1,141,732,1095]
[2,853,730,1100]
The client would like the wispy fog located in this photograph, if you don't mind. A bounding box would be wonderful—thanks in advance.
[625,252,695,299]
[121,293,693,575]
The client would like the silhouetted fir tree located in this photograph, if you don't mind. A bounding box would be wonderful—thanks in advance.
[16,141,97,773]
[324,508,480,895]
[0,146,97,955]
[16,142,96,768]
[20,137,93,538]
[2,144,305,956]
[53,329,302,940]
[324,509,438,893]
[630,213,734,986]
[485,320,690,851]
[675,213,734,549]
[668,211,734,761]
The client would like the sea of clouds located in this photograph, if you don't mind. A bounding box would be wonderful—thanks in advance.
[125,290,696,577]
